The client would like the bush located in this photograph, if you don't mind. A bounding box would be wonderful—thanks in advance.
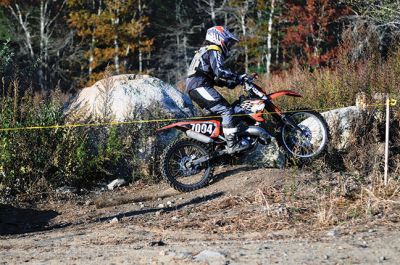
[0,40,13,75]
[0,80,165,200]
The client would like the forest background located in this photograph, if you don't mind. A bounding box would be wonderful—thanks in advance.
[0,0,398,91]
[0,0,399,198]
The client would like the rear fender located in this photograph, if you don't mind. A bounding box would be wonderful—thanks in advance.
[157,122,191,133]
[268,90,302,100]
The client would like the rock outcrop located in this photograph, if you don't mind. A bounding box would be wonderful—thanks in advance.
[65,74,196,121]
[321,106,362,150]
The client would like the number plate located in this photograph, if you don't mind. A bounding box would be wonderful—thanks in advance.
[190,122,216,136]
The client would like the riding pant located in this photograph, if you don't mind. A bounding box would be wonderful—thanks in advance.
[188,86,236,129]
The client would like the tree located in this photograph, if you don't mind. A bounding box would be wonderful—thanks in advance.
[196,0,227,26]
[343,0,400,59]
[67,0,153,83]
[0,0,77,91]
[282,0,350,68]
[1,0,68,89]
[265,0,276,75]
[148,0,204,83]
[226,0,256,73]
[253,0,281,75]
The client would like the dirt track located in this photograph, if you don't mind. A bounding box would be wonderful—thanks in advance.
[1,166,400,264]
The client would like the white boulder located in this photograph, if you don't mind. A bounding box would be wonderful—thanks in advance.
[321,106,362,150]
[65,74,196,121]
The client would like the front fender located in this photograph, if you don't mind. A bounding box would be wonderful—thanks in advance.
[268,90,302,100]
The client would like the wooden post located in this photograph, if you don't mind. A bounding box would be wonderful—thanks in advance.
[384,94,390,186]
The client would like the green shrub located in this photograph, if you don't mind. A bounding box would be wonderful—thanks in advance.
[0,82,167,199]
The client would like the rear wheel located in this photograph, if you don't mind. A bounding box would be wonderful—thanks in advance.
[161,138,214,192]
[278,110,329,161]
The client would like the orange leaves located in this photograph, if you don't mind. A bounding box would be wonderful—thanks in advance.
[282,0,351,68]
[67,0,152,83]
[0,0,12,6]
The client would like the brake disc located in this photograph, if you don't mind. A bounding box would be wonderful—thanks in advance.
[290,125,313,148]
[179,156,201,177]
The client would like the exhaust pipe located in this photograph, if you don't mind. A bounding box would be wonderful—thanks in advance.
[243,126,273,145]
[186,130,214,144]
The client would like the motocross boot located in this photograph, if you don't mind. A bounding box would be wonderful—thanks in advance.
[223,128,250,154]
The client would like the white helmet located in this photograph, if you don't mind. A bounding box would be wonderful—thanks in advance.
[206,26,239,56]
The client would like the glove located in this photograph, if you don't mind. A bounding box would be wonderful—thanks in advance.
[237,74,249,84]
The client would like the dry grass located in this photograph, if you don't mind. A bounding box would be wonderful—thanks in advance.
[218,47,400,115]
[144,171,400,236]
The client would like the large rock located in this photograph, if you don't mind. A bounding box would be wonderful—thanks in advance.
[241,139,286,168]
[65,74,196,121]
[64,75,196,177]
[242,106,368,168]
[320,106,362,150]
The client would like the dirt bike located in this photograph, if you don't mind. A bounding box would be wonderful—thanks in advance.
[157,75,329,192]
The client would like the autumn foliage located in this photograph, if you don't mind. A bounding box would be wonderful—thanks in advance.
[67,0,153,84]
[282,0,351,68]
[0,0,398,90]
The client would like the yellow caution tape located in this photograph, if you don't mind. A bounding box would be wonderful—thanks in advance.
[0,101,393,132]
[390,98,397,107]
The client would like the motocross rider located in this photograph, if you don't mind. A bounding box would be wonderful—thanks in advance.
[186,26,248,154]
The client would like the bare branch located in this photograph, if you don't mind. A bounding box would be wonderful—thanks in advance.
[8,4,35,59]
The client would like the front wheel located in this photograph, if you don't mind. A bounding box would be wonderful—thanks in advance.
[161,138,214,192]
[278,110,329,161]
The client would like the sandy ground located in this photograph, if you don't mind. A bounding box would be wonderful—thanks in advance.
[1,166,399,264]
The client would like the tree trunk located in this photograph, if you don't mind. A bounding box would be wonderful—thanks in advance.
[240,12,248,73]
[114,37,120,74]
[275,39,279,65]
[183,35,189,69]
[210,0,216,25]
[39,0,51,90]
[89,0,101,75]
[138,45,143,73]
[9,4,34,59]
[112,14,120,74]
[89,36,95,75]
[265,0,275,76]
[176,33,181,79]
[224,12,228,27]
[138,0,143,72]
[257,9,263,70]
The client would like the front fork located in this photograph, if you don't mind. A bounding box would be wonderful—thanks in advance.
[266,100,305,135]
[281,114,305,134]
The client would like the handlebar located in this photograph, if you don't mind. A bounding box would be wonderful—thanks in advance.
[243,76,255,84]
[242,77,268,100]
